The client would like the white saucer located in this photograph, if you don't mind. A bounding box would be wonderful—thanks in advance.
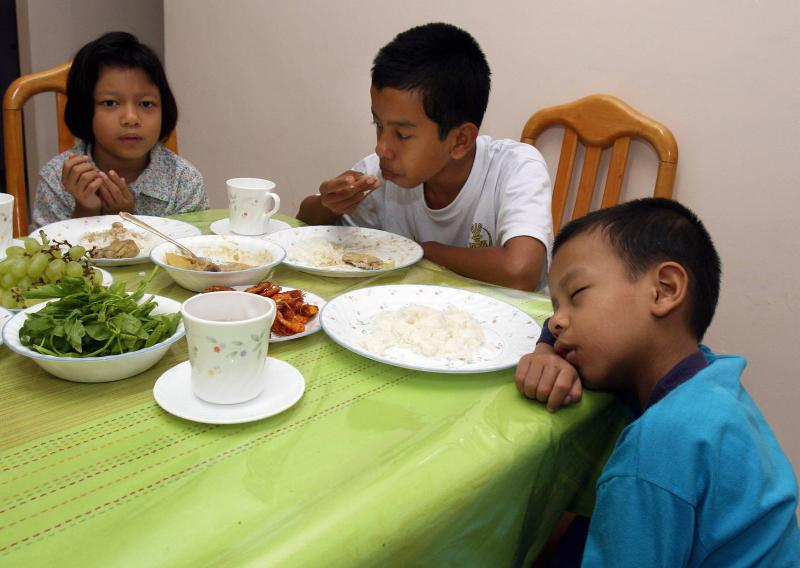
[153,358,305,424]
[209,218,291,238]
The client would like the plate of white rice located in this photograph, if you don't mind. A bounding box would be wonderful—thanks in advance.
[320,284,542,373]
[266,226,422,277]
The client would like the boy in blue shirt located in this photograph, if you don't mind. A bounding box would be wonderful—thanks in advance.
[519,198,799,566]
[297,23,553,291]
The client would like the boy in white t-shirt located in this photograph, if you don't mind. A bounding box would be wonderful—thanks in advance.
[297,23,553,291]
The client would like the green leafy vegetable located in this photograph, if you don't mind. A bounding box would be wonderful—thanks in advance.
[18,269,181,358]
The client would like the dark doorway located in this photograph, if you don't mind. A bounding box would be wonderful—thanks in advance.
[0,0,21,194]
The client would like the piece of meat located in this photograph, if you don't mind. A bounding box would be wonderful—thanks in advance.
[91,238,140,259]
[342,251,387,270]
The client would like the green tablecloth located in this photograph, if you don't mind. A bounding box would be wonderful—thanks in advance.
[0,210,626,567]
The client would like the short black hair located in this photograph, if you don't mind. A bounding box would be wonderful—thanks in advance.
[553,198,721,340]
[371,23,491,140]
[65,31,177,144]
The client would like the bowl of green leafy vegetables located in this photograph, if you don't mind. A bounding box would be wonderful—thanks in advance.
[2,277,184,382]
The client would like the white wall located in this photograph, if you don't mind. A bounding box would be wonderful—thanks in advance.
[166,0,800,481]
[15,0,163,191]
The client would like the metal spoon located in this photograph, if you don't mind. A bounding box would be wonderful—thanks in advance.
[119,212,221,272]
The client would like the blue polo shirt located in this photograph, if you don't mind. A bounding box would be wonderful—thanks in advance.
[581,348,800,567]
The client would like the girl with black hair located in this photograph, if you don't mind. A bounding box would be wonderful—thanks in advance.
[32,31,208,228]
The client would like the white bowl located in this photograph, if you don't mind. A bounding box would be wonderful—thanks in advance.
[150,235,286,292]
[2,295,185,383]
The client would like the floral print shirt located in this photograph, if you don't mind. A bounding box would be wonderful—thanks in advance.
[32,140,208,229]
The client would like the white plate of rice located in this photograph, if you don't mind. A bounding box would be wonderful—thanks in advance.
[320,284,542,373]
[266,226,422,278]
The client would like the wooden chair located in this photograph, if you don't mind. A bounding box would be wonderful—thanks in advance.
[3,61,178,236]
[521,94,678,234]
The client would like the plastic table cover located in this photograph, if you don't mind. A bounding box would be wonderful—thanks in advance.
[0,210,627,567]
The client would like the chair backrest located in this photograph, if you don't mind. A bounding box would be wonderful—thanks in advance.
[2,61,178,236]
[521,94,678,234]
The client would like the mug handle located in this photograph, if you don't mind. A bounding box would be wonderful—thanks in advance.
[264,193,281,218]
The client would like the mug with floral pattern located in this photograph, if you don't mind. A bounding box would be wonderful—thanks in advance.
[181,291,276,404]
[227,178,280,235]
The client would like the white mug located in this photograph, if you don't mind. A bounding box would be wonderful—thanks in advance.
[227,178,281,235]
[0,194,14,251]
[181,291,276,404]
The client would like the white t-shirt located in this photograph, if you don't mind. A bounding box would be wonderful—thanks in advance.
[341,135,553,283]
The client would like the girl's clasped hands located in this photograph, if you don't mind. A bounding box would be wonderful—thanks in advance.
[61,153,135,217]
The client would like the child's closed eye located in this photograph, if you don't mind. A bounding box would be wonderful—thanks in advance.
[570,286,588,301]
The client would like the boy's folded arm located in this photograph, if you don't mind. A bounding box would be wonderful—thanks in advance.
[421,235,546,291]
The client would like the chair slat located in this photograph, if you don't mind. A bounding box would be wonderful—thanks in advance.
[573,145,602,221]
[2,110,28,236]
[552,129,578,234]
[601,137,630,209]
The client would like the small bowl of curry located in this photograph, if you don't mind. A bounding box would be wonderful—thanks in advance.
[150,235,285,292]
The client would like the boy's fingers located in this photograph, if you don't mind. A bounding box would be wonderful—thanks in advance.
[522,365,544,400]
[568,379,583,402]
[535,366,558,403]
[548,375,583,412]
[515,355,533,392]
[546,371,573,412]
[323,177,356,195]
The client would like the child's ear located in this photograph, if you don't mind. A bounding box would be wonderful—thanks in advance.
[650,261,689,318]
[449,122,479,159]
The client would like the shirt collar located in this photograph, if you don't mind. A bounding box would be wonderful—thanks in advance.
[644,349,708,410]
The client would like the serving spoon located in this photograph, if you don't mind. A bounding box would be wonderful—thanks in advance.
[119,212,222,272]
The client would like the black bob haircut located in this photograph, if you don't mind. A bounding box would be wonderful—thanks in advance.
[553,198,721,341]
[65,31,177,144]
[371,22,491,140]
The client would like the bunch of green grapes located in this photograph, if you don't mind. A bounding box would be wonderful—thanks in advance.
[0,234,103,309]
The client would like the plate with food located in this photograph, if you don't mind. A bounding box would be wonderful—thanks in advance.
[267,226,422,277]
[320,284,541,373]
[151,235,285,292]
[201,281,325,342]
[1,234,113,310]
[2,278,184,382]
[33,215,201,266]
